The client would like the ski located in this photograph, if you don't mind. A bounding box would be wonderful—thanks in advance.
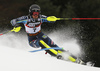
[29,47,63,52]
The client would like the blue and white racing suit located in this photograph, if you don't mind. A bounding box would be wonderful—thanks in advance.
[11,15,60,56]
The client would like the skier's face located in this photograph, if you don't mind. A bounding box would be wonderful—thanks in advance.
[32,12,39,19]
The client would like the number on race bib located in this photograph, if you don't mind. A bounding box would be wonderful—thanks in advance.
[33,27,36,32]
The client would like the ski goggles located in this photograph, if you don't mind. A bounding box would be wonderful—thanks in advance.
[32,9,40,12]
[32,12,39,16]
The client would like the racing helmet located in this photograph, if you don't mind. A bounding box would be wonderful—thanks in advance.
[29,4,41,16]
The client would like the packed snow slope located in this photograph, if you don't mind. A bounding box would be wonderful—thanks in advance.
[0,29,100,71]
[0,43,100,71]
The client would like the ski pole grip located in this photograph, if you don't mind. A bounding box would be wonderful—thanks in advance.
[11,26,22,32]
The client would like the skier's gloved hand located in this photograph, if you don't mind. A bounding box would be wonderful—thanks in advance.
[10,19,16,26]
[11,19,20,27]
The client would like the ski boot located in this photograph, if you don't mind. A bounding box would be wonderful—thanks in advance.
[57,51,76,62]
[57,50,86,65]
[75,58,86,65]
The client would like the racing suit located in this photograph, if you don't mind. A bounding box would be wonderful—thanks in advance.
[11,14,60,56]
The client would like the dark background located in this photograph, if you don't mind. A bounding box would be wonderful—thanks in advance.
[0,0,100,67]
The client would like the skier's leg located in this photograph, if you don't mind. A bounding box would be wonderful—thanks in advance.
[39,39,79,62]
[28,32,79,63]
[28,36,40,48]
[37,33,78,62]
[39,40,59,56]
[37,32,64,56]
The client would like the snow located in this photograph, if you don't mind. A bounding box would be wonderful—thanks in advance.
[0,32,100,71]
[0,45,100,71]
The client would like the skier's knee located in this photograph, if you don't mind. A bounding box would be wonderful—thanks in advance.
[29,40,40,48]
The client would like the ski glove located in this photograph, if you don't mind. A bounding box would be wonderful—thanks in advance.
[11,19,21,27]
[10,19,16,26]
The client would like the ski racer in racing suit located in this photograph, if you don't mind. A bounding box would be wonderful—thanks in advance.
[10,4,83,64]
[10,4,61,56]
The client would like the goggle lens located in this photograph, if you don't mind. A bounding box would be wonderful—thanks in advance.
[32,12,39,16]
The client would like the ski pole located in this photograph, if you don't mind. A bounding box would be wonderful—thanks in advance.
[46,16,100,21]
[0,26,21,36]
[29,47,63,52]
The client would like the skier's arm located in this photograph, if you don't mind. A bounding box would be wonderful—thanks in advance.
[10,16,28,27]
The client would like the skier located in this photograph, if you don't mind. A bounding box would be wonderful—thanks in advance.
[10,4,82,64]
[10,4,62,56]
